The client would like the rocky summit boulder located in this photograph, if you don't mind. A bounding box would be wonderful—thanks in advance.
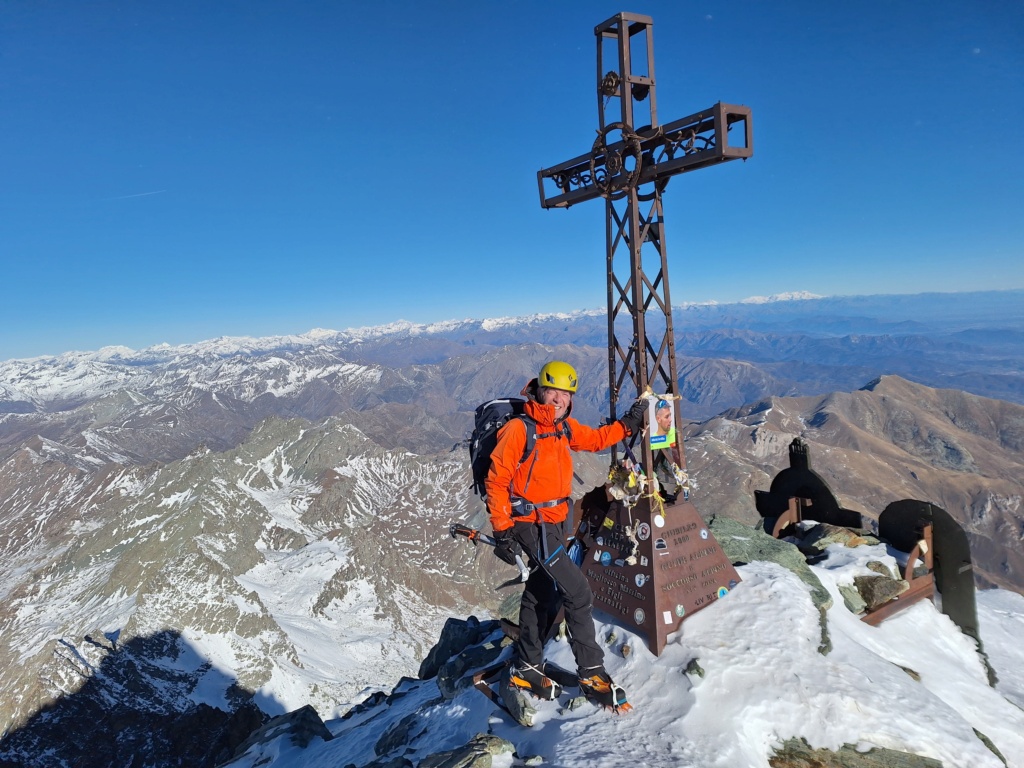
[770,737,944,768]
[800,522,877,553]
[417,734,515,768]
[854,574,910,612]
[229,704,333,760]
[708,515,832,613]
[419,616,501,681]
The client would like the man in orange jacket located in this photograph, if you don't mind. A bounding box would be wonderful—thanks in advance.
[487,360,645,703]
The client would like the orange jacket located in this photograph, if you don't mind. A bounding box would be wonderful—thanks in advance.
[486,394,627,532]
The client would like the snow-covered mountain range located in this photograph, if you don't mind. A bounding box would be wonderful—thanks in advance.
[4,289,1023,421]
[1,290,1022,767]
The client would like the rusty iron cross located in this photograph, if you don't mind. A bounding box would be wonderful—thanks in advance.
[538,11,752,481]
[537,12,753,656]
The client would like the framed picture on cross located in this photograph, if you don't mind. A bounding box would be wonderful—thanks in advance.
[649,397,676,450]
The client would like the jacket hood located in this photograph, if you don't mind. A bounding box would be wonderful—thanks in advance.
[522,377,574,424]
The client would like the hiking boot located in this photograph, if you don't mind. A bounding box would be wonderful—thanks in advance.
[577,665,630,710]
[540,661,579,688]
[577,665,613,692]
[509,662,562,700]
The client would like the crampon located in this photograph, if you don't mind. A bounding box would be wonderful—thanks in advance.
[578,667,632,713]
[508,662,562,700]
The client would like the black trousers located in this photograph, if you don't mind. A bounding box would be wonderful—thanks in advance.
[511,520,604,672]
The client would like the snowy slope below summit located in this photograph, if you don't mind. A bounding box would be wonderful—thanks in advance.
[225,542,1024,768]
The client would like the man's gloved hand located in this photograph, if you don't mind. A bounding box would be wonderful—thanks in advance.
[619,398,647,436]
[493,527,521,565]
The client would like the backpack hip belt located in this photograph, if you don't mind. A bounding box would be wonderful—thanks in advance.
[510,495,572,516]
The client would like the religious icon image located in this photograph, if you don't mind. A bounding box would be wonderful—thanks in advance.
[649,398,676,450]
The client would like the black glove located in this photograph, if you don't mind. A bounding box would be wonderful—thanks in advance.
[619,398,647,435]
[493,527,521,565]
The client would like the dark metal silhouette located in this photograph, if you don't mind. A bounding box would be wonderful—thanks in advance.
[755,438,863,536]
[879,500,980,644]
[755,440,988,679]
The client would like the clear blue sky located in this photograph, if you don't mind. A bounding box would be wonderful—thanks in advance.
[3,1,1022,360]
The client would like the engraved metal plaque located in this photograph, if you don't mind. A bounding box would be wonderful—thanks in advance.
[578,488,741,655]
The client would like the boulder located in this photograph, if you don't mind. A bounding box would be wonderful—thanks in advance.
[709,516,832,612]
[418,733,516,768]
[770,737,942,767]
[230,704,331,760]
[374,712,424,758]
[866,560,896,579]
[419,616,501,680]
[854,574,910,612]
[839,584,867,615]
[800,523,872,552]
[709,515,833,655]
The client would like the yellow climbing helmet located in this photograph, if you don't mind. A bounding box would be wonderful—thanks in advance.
[538,361,578,393]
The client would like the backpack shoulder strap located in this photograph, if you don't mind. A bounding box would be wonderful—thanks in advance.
[518,415,576,466]
[534,419,572,442]
[517,414,538,465]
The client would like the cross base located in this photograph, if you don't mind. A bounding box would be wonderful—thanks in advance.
[577,487,740,656]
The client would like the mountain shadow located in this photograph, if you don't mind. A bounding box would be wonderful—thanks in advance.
[0,629,277,768]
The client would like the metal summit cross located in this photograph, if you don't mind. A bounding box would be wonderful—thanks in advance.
[537,13,753,655]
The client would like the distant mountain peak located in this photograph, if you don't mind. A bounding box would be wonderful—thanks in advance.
[738,291,824,304]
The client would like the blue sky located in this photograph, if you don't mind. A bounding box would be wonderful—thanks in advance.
[2,1,1022,360]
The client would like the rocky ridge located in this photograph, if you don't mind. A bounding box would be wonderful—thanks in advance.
[0,414,501,766]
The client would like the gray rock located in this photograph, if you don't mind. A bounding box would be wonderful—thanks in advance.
[341,690,388,720]
[816,606,833,655]
[900,666,921,682]
[419,616,501,680]
[839,584,867,615]
[709,516,833,612]
[910,564,930,580]
[417,734,515,768]
[801,523,870,552]
[230,704,331,759]
[374,712,424,757]
[386,677,423,706]
[770,737,943,767]
[973,728,1007,765]
[866,560,895,579]
[854,574,909,611]
[709,516,834,655]
[564,695,588,711]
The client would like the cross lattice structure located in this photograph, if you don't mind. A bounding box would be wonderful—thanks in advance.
[537,12,753,655]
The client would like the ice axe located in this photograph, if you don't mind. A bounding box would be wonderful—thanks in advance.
[449,523,530,583]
